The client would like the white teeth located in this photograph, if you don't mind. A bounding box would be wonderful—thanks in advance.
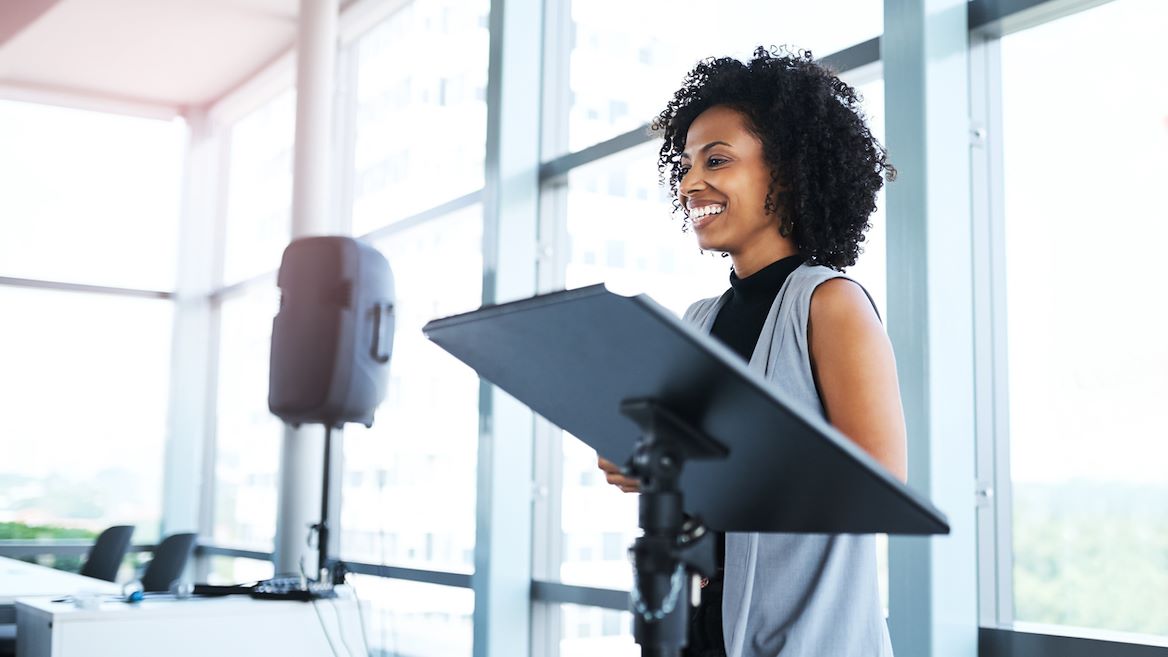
[690,205,724,219]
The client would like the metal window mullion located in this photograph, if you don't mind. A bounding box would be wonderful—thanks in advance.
[531,0,573,647]
[884,0,979,655]
[191,544,477,590]
[355,190,484,243]
[970,29,1016,631]
[970,31,1002,629]
[195,111,235,582]
[539,124,653,183]
[0,541,163,559]
[531,141,571,657]
[819,36,881,74]
[982,33,1016,629]
[0,276,172,299]
[538,0,571,163]
[196,544,275,562]
[530,581,628,611]
[979,626,1168,657]
[344,561,474,589]
[968,0,1118,35]
[476,0,543,654]
[530,413,565,657]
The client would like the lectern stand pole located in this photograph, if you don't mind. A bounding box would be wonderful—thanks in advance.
[621,399,725,657]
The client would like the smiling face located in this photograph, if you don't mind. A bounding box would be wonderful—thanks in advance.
[679,105,796,276]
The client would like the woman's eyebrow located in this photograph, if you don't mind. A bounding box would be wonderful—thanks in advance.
[681,140,733,159]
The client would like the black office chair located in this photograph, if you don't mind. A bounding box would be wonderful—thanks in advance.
[79,525,134,582]
[139,533,197,593]
[0,623,15,657]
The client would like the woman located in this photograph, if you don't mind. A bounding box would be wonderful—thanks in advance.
[599,47,907,657]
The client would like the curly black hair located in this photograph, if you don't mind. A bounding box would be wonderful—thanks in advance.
[651,46,894,271]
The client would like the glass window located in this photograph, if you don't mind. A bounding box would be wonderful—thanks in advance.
[0,287,173,543]
[212,283,284,550]
[340,205,482,573]
[546,0,882,156]
[553,141,726,589]
[204,556,275,586]
[222,90,296,285]
[1000,0,1168,637]
[348,575,473,657]
[841,75,887,322]
[562,141,729,314]
[0,100,184,290]
[350,0,490,236]
[559,604,637,657]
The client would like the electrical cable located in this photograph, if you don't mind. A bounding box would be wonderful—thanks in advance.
[312,596,346,657]
[344,573,373,657]
[301,554,348,657]
[329,584,363,657]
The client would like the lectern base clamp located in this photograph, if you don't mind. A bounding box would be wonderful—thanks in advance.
[620,399,726,657]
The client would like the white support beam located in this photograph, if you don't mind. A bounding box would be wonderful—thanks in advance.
[289,0,337,239]
[473,0,542,654]
[883,0,979,656]
[162,110,222,539]
[274,0,343,578]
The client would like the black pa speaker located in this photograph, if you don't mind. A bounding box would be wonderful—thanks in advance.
[268,236,394,428]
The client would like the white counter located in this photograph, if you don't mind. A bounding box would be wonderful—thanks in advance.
[16,586,368,657]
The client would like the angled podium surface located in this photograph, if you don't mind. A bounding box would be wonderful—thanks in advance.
[424,284,948,535]
[424,284,948,656]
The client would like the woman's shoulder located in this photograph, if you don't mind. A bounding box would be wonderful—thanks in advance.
[788,263,872,297]
[789,262,847,285]
[682,295,723,325]
[793,263,881,323]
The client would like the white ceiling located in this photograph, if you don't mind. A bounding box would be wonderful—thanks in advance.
[0,0,301,111]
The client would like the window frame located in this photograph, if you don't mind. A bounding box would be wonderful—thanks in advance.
[5,0,1166,651]
[174,0,1168,655]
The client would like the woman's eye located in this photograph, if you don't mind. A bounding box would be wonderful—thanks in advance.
[678,164,692,176]
[708,157,727,167]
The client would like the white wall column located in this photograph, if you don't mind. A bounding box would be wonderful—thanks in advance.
[883,0,978,655]
[162,110,222,540]
[473,0,543,654]
[274,0,342,577]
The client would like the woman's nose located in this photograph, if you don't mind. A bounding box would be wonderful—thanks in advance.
[680,170,706,197]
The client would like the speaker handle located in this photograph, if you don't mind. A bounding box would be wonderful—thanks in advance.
[372,302,394,364]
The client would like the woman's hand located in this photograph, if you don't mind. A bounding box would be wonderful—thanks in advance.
[597,456,640,493]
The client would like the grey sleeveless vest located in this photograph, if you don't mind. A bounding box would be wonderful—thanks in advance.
[682,262,894,657]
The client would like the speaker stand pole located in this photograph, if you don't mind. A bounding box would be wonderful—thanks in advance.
[316,424,335,587]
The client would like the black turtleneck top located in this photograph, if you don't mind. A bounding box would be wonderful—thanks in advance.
[685,254,804,657]
[710,254,805,361]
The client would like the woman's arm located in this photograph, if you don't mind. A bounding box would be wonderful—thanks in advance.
[808,278,909,482]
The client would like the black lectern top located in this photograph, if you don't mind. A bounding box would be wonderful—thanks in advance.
[424,284,948,536]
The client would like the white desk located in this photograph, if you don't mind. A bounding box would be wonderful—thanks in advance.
[0,556,119,624]
[16,586,368,657]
